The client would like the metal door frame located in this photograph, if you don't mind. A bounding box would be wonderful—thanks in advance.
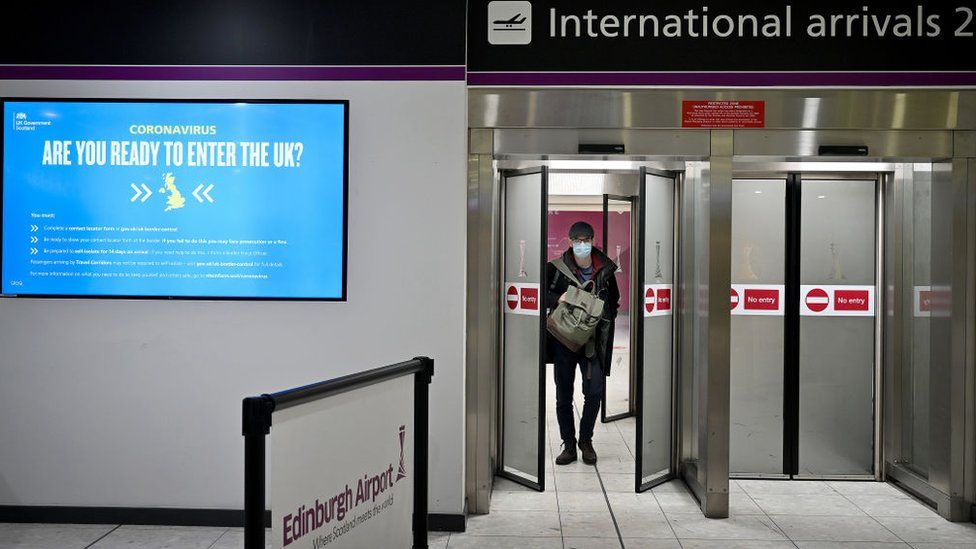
[497,166,549,492]
[601,192,638,424]
[635,166,681,491]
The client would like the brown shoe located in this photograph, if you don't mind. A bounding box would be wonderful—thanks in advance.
[555,442,577,465]
[578,439,597,465]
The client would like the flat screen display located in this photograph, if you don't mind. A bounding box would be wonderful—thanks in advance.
[2,100,348,300]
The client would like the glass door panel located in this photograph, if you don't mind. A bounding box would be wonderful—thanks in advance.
[500,167,548,490]
[602,195,635,422]
[636,169,676,490]
[729,179,787,476]
[797,178,876,477]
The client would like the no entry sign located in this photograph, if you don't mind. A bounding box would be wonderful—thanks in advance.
[914,285,951,318]
[644,284,672,317]
[800,285,875,316]
[805,288,829,313]
[504,282,540,316]
[730,284,784,316]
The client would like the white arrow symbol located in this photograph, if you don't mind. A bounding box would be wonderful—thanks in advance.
[130,183,142,202]
[30,236,38,243]
[30,224,38,232]
[202,184,215,203]
[140,184,153,203]
[30,247,38,255]
[193,184,205,203]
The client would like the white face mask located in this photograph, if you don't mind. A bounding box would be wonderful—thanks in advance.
[573,241,592,259]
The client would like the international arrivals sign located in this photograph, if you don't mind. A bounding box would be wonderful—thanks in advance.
[469,0,976,81]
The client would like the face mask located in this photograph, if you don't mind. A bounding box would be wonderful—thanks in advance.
[573,241,592,259]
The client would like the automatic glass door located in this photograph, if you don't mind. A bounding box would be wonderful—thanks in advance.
[499,167,548,491]
[730,174,879,479]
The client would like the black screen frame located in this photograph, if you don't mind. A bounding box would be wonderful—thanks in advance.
[0,97,350,302]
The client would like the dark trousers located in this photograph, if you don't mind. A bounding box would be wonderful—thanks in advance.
[553,341,604,444]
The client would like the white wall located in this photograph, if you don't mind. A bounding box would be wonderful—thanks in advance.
[0,80,467,514]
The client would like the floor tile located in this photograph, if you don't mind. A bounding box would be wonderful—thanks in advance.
[666,513,788,541]
[794,542,911,548]
[208,528,271,549]
[845,495,940,518]
[88,525,226,548]
[427,531,450,549]
[489,489,559,512]
[729,491,765,515]
[827,481,911,498]
[654,491,702,513]
[752,493,867,516]
[613,512,676,539]
[563,538,623,549]
[462,510,561,537]
[770,515,902,542]
[555,472,604,492]
[677,541,796,549]
[909,544,976,549]
[560,511,618,538]
[606,492,666,518]
[874,517,976,544]
[595,458,636,475]
[446,535,563,548]
[601,473,636,493]
[559,491,613,513]
[619,540,681,549]
[739,480,837,496]
[0,523,117,549]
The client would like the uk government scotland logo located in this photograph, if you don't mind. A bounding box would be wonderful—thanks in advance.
[488,1,532,45]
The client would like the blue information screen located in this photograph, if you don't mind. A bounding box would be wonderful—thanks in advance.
[2,100,347,299]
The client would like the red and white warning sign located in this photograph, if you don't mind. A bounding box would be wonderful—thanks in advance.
[914,285,951,318]
[504,282,540,316]
[730,284,784,316]
[644,284,673,317]
[682,100,765,128]
[800,285,875,316]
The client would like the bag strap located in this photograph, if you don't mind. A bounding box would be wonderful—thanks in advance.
[551,258,580,287]
[552,258,597,294]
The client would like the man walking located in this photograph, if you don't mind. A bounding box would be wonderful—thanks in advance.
[546,221,620,465]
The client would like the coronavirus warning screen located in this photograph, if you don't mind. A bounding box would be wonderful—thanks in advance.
[1,100,348,300]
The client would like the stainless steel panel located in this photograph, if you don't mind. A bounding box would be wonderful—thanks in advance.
[501,171,544,483]
[465,141,499,513]
[640,172,675,484]
[798,179,876,477]
[470,89,976,130]
[493,128,711,156]
[729,179,786,476]
[704,131,732,517]
[734,130,953,159]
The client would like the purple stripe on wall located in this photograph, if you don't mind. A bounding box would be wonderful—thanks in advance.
[0,65,466,81]
[467,72,976,87]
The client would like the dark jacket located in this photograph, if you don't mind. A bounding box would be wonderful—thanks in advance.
[545,246,621,375]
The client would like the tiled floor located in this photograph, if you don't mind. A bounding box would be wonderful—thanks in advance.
[444,380,976,549]
[4,378,976,548]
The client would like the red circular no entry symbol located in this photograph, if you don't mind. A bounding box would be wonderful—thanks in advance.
[645,287,656,313]
[805,288,830,312]
[730,288,739,310]
[506,285,519,310]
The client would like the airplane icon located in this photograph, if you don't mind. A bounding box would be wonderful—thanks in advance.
[493,13,526,30]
